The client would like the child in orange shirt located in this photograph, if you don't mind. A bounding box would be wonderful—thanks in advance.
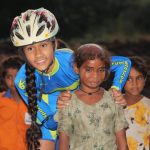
[0,56,30,150]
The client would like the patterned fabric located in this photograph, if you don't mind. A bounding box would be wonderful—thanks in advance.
[124,97,150,150]
[56,90,128,150]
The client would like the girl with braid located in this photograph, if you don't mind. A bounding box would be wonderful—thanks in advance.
[10,8,131,150]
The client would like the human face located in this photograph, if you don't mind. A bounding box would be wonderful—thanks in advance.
[77,58,106,91]
[23,40,54,72]
[4,68,18,92]
[124,67,145,96]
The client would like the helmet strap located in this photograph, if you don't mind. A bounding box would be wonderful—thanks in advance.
[41,59,54,74]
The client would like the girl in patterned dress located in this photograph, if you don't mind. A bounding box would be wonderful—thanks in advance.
[56,43,128,150]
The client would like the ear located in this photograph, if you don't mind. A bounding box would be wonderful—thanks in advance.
[73,63,79,74]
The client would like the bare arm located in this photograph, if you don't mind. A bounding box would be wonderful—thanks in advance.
[115,129,128,150]
[59,132,70,150]
[39,140,55,150]
[149,135,150,149]
[57,90,72,109]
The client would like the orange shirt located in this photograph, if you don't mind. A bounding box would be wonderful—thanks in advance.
[0,90,30,150]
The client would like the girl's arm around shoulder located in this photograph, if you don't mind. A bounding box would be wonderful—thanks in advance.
[115,129,128,150]
[110,56,131,91]
[59,132,70,150]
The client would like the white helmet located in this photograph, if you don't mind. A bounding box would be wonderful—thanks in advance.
[10,8,59,47]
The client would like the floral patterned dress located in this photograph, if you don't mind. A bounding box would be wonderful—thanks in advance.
[124,97,150,150]
[56,90,128,150]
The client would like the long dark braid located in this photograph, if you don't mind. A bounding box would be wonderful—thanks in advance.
[25,64,42,150]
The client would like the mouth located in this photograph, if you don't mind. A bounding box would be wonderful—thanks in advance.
[89,81,100,86]
[130,88,139,93]
[35,59,46,65]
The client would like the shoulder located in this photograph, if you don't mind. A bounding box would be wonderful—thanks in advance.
[141,96,150,106]
[55,48,74,57]
[54,49,74,63]
[62,93,79,112]
[103,89,114,102]
[15,64,26,80]
[0,92,5,98]
[15,64,26,89]
[0,91,11,102]
[102,90,122,111]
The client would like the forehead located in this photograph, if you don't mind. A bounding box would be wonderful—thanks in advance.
[5,68,18,75]
[83,58,105,67]
[129,67,143,76]
[24,40,51,48]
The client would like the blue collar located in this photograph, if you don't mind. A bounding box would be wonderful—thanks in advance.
[3,89,12,99]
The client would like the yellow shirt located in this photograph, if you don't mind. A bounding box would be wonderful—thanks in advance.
[124,96,150,150]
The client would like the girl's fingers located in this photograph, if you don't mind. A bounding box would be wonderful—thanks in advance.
[57,90,72,109]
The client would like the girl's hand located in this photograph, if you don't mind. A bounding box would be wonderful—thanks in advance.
[110,88,127,106]
[57,90,72,109]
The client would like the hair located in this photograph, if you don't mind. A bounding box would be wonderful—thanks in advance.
[56,38,69,49]
[0,56,24,91]
[1,56,24,78]
[129,56,148,78]
[25,64,42,150]
[74,43,111,80]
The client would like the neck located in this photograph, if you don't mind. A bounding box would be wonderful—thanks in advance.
[11,90,21,103]
[44,60,54,73]
[79,88,100,95]
[124,94,143,105]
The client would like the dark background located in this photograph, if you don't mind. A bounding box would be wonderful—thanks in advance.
[0,0,150,97]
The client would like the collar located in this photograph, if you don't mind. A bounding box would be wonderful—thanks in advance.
[37,57,59,76]
[3,89,12,99]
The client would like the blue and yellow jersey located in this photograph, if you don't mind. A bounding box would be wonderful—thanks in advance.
[110,56,131,90]
[15,49,131,141]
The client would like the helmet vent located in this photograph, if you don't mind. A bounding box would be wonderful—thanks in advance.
[26,14,30,21]
[15,32,24,40]
[51,20,55,31]
[36,25,45,36]
[26,25,31,37]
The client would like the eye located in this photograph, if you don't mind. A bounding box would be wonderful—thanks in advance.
[41,43,47,48]
[86,67,92,72]
[137,76,144,81]
[127,77,132,82]
[24,46,34,52]
[98,67,106,72]
[5,74,13,80]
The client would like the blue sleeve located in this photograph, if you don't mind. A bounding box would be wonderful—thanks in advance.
[110,56,131,91]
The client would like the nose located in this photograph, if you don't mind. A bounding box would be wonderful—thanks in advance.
[35,47,42,57]
[92,71,99,79]
[131,79,138,86]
